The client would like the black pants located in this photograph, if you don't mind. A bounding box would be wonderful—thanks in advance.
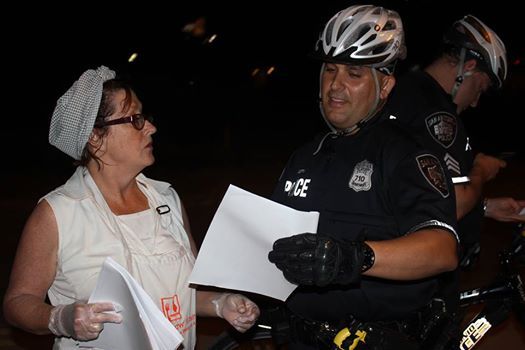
[287,341,318,350]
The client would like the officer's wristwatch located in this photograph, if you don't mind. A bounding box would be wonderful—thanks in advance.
[361,242,375,272]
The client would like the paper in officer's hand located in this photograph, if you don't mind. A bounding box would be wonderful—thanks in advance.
[188,185,319,301]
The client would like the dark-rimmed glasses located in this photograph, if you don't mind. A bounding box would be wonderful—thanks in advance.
[94,113,154,131]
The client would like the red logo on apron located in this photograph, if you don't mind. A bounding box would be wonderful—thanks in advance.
[161,294,182,322]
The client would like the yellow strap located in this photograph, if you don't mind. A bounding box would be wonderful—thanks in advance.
[349,330,367,350]
[333,327,367,349]
[334,327,351,348]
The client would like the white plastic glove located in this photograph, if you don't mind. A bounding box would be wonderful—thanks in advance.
[212,293,260,333]
[48,302,123,340]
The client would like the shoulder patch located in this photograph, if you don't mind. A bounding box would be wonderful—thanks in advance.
[416,154,450,198]
[425,112,457,149]
[349,160,373,192]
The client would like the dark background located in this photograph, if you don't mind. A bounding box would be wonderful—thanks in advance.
[4,0,524,245]
[4,0,524,172]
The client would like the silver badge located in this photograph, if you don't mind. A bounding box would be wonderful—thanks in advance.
[349,160,373,192]
[425,112,457,149]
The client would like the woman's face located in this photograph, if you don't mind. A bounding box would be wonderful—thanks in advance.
[96,89,157,172]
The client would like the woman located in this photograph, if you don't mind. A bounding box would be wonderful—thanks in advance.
[3,66,259,349]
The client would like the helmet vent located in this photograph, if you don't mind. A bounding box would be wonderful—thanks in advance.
[362,33,377,46]
[464,16,492,43]
[325,19,336,46]
[497,58,505,81]
[337,19,354,39]
[342,25,368,51]
[383,20,397,31]
[372,43,388,56]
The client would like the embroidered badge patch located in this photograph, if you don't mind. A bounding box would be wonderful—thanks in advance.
[161,294,182,322]
[349,160,373,192]
[425,112,457,148]
[416,154,449,198]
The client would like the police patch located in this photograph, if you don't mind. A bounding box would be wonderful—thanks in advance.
[425,112,457,148]
[349,160,373,192]
[416,154,449,198]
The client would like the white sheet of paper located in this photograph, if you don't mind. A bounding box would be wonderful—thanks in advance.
[189,184,319,301]
[80,257,183,350]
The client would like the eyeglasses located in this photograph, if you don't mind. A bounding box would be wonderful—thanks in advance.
[94,113,154,131]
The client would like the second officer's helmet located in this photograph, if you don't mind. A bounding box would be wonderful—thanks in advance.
[443,15,507,88]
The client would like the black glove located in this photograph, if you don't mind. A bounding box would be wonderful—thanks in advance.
[268,233,366,287]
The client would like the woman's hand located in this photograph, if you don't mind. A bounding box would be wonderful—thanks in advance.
[48,302,123,340]
[212,293,260,332]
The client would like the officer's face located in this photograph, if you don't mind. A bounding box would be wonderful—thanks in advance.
[454,70,491,114]
[321,63,392,130]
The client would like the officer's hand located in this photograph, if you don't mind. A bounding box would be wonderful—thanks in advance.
[268,233,364,287]
[485,197,525,223]
[473,153,506,182]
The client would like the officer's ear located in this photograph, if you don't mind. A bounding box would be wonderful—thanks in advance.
[463,59,478,75]
[379,75,396,99]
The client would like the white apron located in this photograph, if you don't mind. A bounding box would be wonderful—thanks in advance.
[45,167,196,349]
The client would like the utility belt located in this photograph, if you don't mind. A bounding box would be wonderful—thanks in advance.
[287,313,421,350]
[263,299,456,350]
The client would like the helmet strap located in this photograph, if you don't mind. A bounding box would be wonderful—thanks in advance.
[451,47,467,99]
[318,63,339,133]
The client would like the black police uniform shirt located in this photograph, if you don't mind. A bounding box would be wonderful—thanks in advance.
[271,110,458,322]
[385,69,483,251]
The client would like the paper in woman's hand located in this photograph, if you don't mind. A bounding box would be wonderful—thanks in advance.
[80,258,183,350]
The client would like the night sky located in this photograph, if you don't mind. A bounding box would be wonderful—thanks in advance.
[5,0,524,175]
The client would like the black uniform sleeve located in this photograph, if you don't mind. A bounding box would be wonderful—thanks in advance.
[386,146,458,243]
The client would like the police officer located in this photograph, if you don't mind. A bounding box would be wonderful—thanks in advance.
[385,15,524,267]
[268,5,459,349]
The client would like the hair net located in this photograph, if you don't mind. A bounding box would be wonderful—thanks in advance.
[49,66,116,159]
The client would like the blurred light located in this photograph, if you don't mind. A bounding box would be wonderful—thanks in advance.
[182,17,206,38]
[267,66,275,75]
[513,58,521,65]
[128,52,138,63]
[207,34,217,44]
[251,68,260,77]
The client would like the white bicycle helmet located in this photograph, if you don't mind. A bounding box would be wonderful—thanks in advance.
[444,15,507,88]
[313,4,406,75]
